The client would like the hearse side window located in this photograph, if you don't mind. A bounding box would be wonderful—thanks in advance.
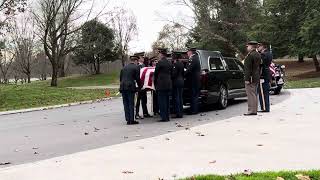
[209,57,224,71]
[225,58,240,71]
[234,60,244,71]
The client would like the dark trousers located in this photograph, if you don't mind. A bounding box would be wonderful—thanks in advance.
[173,87,183,117]
[122,91,135,122]
[135,91,149,115]
[158,90,170,121]
[152,91,159,115]
[258,81,270,112]
[190,87,200,114]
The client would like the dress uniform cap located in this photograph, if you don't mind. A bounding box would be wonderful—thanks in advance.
[129,55,139,60]
[187,47,197,52]
[247,41,259,45]
[134,52,145,57]
[158,48,168,54]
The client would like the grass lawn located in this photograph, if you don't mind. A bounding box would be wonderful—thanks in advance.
[0,73,120,112]
[33,72,120,88]
[183,170,320,180]
[286,77,320,89]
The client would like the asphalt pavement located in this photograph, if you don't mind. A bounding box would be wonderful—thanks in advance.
[0,91,290,168]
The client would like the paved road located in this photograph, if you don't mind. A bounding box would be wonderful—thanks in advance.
[0,92,290,167]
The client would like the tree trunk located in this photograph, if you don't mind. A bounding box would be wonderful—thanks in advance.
[298,54,304,63]
[96,59,100,75]
[51,63,58,87]
[312,55,320,72]
[59,61,65,77]
[27,74,31,83]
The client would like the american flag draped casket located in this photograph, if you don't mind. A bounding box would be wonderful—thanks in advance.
[139,67,155,90]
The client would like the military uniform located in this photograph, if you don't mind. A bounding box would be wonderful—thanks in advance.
[244,41,261,115]
[119,57,142,125]
[258,47,272,112]
[186,48,201,114]
[154,48,173,122]
[134,52,150,119]
[172,59,184,118]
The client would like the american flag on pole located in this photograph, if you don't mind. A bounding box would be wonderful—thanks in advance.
[140,67,155,90]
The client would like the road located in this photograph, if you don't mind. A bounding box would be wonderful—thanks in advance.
[0,92,290,167]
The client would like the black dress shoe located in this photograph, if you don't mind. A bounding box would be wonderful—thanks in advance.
[144,114,153,118]
[258,110,270,113]
[244,113,257,116]
[127,121,140,125]
[157,119,170,122]
[172,115,183,119]
[135,115,144,119]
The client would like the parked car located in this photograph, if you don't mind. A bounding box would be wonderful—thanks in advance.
[172,50,247,109]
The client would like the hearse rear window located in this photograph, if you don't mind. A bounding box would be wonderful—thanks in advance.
[209,57,224,70]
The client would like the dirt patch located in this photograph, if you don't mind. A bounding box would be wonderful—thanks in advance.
[274,59,320,80]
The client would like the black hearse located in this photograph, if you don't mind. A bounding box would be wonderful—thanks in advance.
[171,50,247,109]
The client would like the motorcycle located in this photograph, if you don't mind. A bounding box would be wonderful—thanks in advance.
[270,63,286,95]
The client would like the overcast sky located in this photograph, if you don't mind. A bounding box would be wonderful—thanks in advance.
[105,0,194,52]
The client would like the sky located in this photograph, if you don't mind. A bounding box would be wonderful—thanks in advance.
[104,0,194,52]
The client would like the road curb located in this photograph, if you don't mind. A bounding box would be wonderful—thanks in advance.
[0,97,120,116]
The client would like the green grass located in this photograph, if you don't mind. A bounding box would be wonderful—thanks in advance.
[286,77,320,89]
[183,170,320,180]
[0,73,120,112]
[31,72,120,88]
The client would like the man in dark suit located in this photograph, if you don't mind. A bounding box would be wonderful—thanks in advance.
[154,48,173,122]
[258,42,272,112]
[186,48,201,115]
[172,52,184,118]
[119,56,142,125]
[244,41,261,116]
[134,52,151,119]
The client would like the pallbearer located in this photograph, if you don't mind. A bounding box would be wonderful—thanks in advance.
[186,48,201,115]
[134,52,151,119]
[119,56,141,125]
[258,42,272,112]
[150,57,159,116]
[154,48,173,122]
[172,52,184,118]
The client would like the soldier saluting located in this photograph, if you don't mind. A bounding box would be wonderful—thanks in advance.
[186,48,201,115]
[119,56,142,125]
[154,48,173,122]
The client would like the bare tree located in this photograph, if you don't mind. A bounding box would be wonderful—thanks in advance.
[152,23,188,51]
[33,0,84,86]
[0,47,14,84]
[33,51,51,80]
[110,7,137,67]
[10,14,36,83]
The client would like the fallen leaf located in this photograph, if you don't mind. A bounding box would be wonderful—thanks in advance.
[176,124,184,127]
[197,119,203,121]
[122,170,134,174]
[84,132,89,135]
[34,151,39,155]
[165,137,170,141]
[295,174,311,180]
[32,147,39,150]
[200,113,206,116]
[276,177,285,180]
[167,130,173,132]
[0,162,11,166]
[243,169,253,176]
[216,114,219,116]
[257,144,264,147]
[124,136,129,139]
[209,160,217,164]
[185,127,190,130]
[135,135,142,137]
[59,123,64,126]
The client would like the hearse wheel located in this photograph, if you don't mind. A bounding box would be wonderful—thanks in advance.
[217,85,228,109]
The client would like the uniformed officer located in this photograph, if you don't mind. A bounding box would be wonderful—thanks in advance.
[244,41,261,116]
[154,48,173,122]
[119,56,142,125]
[150,57,159,115]
[186,48,201,115]
[258,42,272,112]
[134,52,151,119]
[172,52,184,118]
